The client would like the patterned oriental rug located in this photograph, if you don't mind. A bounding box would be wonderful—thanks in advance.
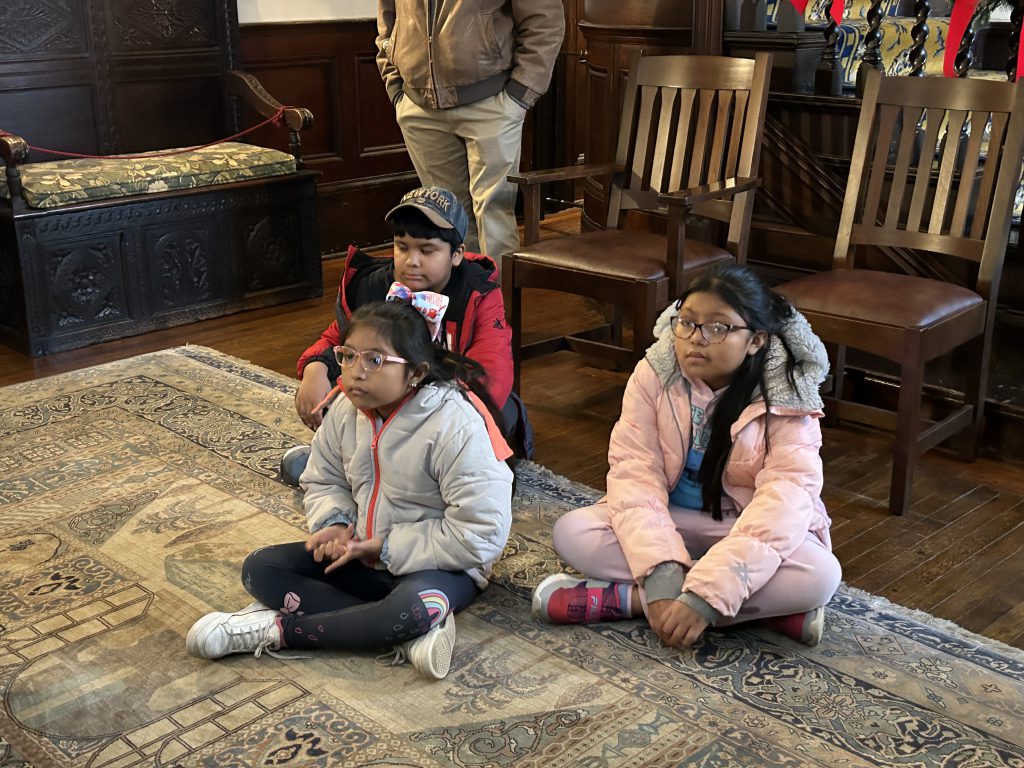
[1,346,1022,768]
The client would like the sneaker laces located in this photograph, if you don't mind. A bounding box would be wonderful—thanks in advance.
[222,620,279,658]
[222,613,310,660]
[374,647,409,667]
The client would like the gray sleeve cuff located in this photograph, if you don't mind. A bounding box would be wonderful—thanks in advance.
[313,513,352,532]
[504,79,536,109]
[379,538,390,566]
[676,591,723,626]
[642,561,686,603]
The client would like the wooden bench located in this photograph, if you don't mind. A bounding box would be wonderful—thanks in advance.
[0,1,322,356]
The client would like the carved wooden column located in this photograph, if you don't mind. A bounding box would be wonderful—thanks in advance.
[908,0,930,76]
[579,0,720,229]
[856,0,886,95]
[816,0,843,95]
[954,11,977,77]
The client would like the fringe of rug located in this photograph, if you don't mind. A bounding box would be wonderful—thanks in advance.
[515,459,603,501]
[838,583,1024,661]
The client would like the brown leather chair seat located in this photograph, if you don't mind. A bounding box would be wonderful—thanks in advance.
[781,270,985,332]
[515,230,733,282]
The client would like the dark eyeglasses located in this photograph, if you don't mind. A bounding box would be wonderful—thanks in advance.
[334,345,409,372]
[670,316,752,344]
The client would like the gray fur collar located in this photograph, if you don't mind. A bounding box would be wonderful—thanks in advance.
[647,304,829,412]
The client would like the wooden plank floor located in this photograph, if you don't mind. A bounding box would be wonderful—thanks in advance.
[3,211,1023,651]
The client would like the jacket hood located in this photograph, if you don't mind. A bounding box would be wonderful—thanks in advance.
[647,303,829,413]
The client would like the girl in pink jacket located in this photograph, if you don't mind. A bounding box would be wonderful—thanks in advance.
[533,264,841,647]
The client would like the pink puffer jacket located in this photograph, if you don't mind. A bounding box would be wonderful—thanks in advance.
[605,308,833,620]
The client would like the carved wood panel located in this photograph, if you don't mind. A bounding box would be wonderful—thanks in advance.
[243,210,301,293]
[146,223,218,311]
[239,21,418,252]
[47,237,129,329]
[0,0,237,160]
[0,0,88,57]
[3,174,321,356]
[109,0,217,51]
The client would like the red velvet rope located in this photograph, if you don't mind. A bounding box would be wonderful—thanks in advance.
[0,106,292,160]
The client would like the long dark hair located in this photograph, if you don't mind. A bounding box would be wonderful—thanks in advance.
[679,264,797,520]
[341,300,509,441]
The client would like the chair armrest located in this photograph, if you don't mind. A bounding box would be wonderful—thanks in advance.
[1,132,30,209]
[0,132,30,169]
[509,162,623,186]
[658,176,760,208]
[226,70,314,133]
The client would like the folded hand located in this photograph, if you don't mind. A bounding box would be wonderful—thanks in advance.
[647,598,709,649]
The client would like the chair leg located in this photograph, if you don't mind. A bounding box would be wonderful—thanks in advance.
[504,257,523,396]
[632,279,666,363]
[890,357,924,516]
[958,335,989,461]
[824,344,846,428]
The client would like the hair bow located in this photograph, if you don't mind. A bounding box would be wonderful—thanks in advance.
[385,281,449,342]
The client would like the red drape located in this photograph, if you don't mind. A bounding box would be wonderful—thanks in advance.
[787,0,844,25]
[944,0,980,77]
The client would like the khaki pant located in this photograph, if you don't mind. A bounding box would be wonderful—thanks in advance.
[396,91,524,266]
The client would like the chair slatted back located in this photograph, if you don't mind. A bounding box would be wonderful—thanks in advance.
[839,69,1024,300]
[607,53,771,264]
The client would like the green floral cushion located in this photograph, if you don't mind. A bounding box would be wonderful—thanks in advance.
[0,141,296,209]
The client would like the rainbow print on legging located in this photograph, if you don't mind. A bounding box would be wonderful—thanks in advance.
[417,589,450,628]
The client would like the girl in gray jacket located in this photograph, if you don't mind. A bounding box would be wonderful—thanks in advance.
[186,301,514,679]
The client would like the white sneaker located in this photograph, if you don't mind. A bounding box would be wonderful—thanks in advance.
[279,445,311,487]
[803,605,826,647]
[186,602,281,659]
[378,615,457,680]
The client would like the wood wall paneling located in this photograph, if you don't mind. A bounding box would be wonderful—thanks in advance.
[0,0,241,158]
[239,21,418,255]
[578,0,720,229]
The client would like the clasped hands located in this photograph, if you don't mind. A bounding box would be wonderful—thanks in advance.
[646,598,709,649]
[305,524,382,573]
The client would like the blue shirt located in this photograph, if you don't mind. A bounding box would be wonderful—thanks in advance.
[669,400,711,510]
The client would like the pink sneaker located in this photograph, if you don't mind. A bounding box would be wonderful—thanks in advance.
[762,606,825,646]
[532,573,631,624]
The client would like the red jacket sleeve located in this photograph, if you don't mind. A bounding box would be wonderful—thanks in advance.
[466,288,513,408]
[297,320,343,379]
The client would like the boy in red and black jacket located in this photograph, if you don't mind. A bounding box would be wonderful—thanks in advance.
[282,186,530,485]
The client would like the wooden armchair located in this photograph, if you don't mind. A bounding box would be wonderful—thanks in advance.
[778,68,1024,516]
[503,52,772,392]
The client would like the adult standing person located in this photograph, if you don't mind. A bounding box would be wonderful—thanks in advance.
[376,0,564,267]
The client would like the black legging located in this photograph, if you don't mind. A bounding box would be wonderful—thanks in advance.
[241,542,479,651]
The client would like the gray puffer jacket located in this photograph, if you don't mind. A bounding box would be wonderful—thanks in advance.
[301,381,513,589]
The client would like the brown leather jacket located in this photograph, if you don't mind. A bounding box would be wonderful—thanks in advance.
[376,0,564,109]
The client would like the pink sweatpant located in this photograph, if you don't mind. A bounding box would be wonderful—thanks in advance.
[552,502,842,625]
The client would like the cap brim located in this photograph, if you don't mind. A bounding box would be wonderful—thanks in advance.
[384,202,454,230]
